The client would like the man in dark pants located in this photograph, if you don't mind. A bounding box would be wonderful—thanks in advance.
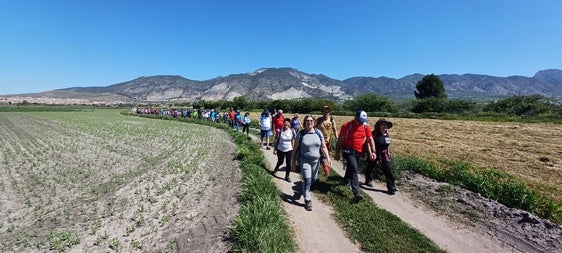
[334,110,376,203]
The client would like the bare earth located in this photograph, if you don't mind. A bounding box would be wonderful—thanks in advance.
[0,112,241,252]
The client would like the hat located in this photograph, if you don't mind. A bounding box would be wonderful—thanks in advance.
[375,118,393,129]
[278,109,283,114]
[355,110,368,123]
[263,109,269,114]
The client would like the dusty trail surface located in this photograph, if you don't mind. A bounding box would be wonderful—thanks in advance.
[260,147,361,253]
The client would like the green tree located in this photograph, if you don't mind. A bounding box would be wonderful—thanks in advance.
[232,96,250,110]
[414,74,447,99]
[343,93,398,113]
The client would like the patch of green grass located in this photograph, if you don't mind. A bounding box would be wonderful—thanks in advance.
[314,174,443,253]
[393,156,562,224]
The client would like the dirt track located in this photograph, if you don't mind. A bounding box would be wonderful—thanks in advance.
[259,138,562,252]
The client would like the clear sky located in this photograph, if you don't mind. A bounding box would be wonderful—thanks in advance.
[1,0,561,94]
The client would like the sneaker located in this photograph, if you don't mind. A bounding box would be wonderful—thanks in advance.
[353,195,363,203]
[285,176,292,183]
[364,181,373,187]
[266,147,271,150]
[387,188,397,195]
[305,200,312,211]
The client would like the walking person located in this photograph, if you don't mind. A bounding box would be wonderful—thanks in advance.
[291,115,332,211]
[316,105,339,176]
[259,109,273,150]
[234,109,242,131]
[291,113,302,132]
[272,118,295,182]
[242,112,251,136]
[334,110,376,203]
[272,109,285,141]
[364,118,397,194]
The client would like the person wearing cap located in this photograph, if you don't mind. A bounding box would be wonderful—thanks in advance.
[334,110,376,203]
[364,118,397,194]
[316,105,339,176]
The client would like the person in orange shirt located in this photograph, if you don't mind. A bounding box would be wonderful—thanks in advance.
[334,110,376,203]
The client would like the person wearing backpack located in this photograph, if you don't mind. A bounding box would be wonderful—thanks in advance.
[272,118,296,182]
[334,110,376,203]
[364,118,397,194]
[291,115,332,211]
[316,105,339,176]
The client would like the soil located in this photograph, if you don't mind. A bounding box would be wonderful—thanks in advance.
[0,112,242,252]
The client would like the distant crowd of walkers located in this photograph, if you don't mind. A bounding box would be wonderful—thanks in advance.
[133,106,252,134]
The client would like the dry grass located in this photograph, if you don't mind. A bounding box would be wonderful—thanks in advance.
[324,115,562,201]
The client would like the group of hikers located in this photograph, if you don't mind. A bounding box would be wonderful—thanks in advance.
[260,106,396,211]
[134,106,252,133]
[135,105,395,212]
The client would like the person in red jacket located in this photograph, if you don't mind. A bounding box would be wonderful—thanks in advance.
[272,109,285,141]
[334,110,376,203]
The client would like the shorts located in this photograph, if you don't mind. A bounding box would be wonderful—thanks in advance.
[260,129,271,138]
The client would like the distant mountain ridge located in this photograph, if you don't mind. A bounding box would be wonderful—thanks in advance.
[6,68,562,103]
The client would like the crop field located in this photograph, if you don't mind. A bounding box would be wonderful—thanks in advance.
[0,109,241,252]
[324,115,562,201]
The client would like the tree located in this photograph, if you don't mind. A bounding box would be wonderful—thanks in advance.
[342,93,398,113]
[232,96,249,110]
[414,74,447,99]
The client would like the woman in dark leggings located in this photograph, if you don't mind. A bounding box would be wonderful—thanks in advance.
[365,118,397,194]
[272,118,295,182]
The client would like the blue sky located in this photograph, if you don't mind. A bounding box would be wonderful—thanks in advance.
[1,0,561,94]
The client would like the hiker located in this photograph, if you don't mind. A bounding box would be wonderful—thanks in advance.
[272,118,295,182]
[334,110,376,203]
[364,118,397,194]
[259,109,273,150]
[272,109,285,141]
[228,108,236,128]
[242,112,251,136]
[316,105,339,176]
[291,115,332,211]
[291,113,301,132]
[234,109,242,131]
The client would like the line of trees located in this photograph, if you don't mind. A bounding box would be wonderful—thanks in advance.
[161,74,561,118]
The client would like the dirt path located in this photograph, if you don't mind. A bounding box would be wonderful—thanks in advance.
[257,142,517,252]
[260,147,361,253]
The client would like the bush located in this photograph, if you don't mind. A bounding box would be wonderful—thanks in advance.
[406,98,476,113]
[483,94,561,116]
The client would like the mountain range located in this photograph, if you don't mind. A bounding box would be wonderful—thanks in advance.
[5,68,562,104]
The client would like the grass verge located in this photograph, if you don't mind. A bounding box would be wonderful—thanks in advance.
[393,156,562,224]
[313,173,444,253]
